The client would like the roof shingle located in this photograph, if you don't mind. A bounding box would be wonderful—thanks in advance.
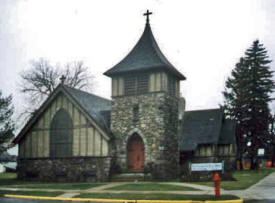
[179,108,236,151]
[64,86,112,134]
[104,22,186,80]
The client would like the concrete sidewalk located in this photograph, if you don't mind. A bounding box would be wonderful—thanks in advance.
[3,173,275,200]
[225,171,275,200]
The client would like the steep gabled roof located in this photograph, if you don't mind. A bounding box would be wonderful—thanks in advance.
[219,119,236,144]
[13,85,112,144]
[63,86,112,134]
[104,22,186,80]
[179,109,223,151]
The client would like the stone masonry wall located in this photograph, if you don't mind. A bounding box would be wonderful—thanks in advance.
[111,92,179,179]
[17,157,112,182]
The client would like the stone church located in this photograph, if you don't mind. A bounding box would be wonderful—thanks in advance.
[13,12,236,182]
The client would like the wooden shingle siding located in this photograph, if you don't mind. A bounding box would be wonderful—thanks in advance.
[112,78,118,96]
[117,72,179,96]
[94,131,101,156]
[155,73,161,91]
[162,72,168,91]
[31,132,37,158]
[124,73,149,96]
[87,128,94,156]
[102,139,108,156]
[124,75,136,95]
[148,72,178,96]
[137,74,149,94]
[168,75,176,96]
[73,128,80,156]
[18,92,109,159]
[25,135,31,158]
[118,77,124,95]
[218,144,232,156]
[112,77,124,96]
[149,73,155,92]
[195,145,215,157]
[80,128,86,156]
[37,132,43,157]
[176,80,180,98]
[44,130,49,157]
[19,142,24,158]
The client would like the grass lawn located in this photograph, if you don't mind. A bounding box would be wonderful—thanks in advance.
[192,168,275,190]
[0,190,62,197]
[0,173,41,186]
[0,172,17,179]
[0,172,104,190]
[0,173,22,186]
[3,183,104,190]
[106,183,199,191]
[77,193,239,200]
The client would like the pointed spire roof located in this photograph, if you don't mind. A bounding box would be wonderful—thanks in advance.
[104,12,186,80]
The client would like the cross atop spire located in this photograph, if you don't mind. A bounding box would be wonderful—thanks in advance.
[60,75,66,85]
[143,10,152,24]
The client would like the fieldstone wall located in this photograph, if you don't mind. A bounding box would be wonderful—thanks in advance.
[17,157,112,182]
[111,92,179,179]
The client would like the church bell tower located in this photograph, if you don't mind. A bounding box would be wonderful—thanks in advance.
[104,10,186,179]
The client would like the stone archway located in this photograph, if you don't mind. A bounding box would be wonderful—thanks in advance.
[127,133,145,172]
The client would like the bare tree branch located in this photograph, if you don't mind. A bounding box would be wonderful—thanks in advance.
[19,58,95,119]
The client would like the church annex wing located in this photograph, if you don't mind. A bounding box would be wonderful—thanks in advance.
[179,108,236,151]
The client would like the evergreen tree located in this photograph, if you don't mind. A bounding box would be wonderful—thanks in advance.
[223,40,274,170]
[0,90,15,157]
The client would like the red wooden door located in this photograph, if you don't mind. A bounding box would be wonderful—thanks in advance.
[127,134,145,172]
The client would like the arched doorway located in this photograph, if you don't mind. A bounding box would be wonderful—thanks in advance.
[127,133,145,172]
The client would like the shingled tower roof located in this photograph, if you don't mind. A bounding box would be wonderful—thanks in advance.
[104,11,186,80]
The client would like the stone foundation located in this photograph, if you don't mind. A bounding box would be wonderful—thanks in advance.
[17,157,112,182]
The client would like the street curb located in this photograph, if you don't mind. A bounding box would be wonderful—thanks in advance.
[4,194,243,203]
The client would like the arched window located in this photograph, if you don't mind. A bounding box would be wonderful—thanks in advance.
[50,108,73,157]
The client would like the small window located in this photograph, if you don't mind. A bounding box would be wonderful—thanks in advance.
[133,104,139,122]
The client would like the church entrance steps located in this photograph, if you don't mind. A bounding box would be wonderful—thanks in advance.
[111,173,152,182]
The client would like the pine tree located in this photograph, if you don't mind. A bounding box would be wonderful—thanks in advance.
[0,90,15,157]
[223,40,274,170]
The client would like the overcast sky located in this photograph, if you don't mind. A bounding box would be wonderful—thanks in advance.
[1,0,275,154]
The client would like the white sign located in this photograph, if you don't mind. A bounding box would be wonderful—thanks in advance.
[191,163,223,172]
[258,148,265,156]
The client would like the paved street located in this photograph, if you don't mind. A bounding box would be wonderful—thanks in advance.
[0,199,67,203]
[1,199,275,203]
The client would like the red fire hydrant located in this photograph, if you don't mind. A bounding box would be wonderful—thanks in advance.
[212,172,221,197]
